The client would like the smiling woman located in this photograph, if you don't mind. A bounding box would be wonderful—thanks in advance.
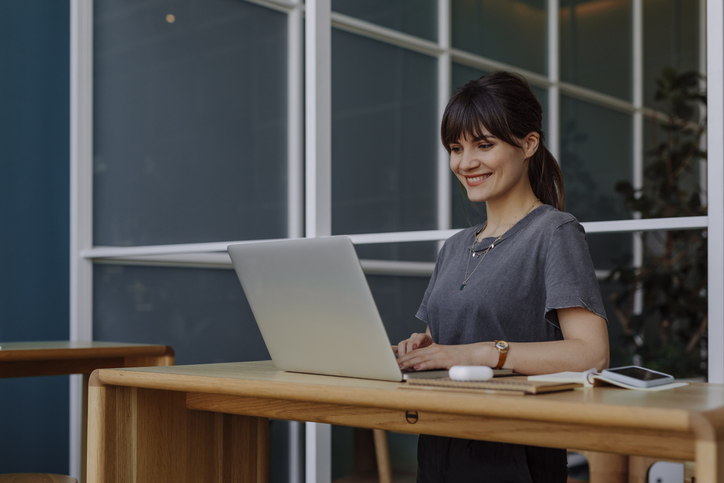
[395,71,609,483]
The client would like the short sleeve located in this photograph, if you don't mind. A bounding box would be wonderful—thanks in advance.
[543,220,607,325]
[415,242,447,324]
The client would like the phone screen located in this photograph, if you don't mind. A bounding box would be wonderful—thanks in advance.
[607,367,669,381]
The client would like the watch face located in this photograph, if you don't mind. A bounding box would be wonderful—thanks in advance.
[495,340,509,351]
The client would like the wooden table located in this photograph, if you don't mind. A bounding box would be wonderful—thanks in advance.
[87,361,724,482]
[0,341,174,481]
[0,341,174,378]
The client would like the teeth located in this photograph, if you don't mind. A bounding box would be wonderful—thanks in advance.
[468,174,491,182]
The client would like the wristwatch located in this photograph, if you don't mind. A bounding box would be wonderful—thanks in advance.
[493,340,509,369]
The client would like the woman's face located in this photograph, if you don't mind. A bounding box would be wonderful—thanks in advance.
[449,128,538,204]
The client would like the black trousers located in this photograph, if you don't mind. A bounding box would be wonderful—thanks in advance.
[416,435,568,483]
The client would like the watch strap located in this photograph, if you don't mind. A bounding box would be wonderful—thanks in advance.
[494,340,509,369]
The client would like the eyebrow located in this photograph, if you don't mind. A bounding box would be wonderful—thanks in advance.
[472,134,496,142]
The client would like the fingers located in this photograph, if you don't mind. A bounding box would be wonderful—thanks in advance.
[397,344,447,372]
[397,340,408,357]
[408,332,430,350]
[397,333,421,357]
[397,343,471,372]
[415,333,433,349]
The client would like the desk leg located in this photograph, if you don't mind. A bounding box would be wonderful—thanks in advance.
[87,372,269,483]
[580,451,627,483]
[695,440,724,482]
[81,373,89,483]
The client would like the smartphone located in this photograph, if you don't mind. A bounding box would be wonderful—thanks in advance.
[601,365,674,388]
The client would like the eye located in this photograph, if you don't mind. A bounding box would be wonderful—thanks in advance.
[450,146,462,153]
[478,143,493,149]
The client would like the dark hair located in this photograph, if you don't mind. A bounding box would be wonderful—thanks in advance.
[441,71,565,211]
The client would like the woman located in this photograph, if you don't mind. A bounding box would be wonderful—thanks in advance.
[395,71,609,482]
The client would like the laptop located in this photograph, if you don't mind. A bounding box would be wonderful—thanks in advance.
[228,236,447,382]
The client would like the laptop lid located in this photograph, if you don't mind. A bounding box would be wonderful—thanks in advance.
[228,236,404,382]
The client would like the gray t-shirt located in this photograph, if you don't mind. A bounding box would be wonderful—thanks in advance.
[416,204,607,345]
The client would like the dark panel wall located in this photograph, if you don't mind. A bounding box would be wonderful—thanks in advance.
[0,0,71,474]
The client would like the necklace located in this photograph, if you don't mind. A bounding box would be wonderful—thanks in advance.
[459,198,540,291]
[459,227,500,291]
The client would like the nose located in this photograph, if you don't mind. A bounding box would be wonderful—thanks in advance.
[458,149,480,172]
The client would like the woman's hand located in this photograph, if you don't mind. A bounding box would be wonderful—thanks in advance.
[394,332,433,358]
[396,340,488,371]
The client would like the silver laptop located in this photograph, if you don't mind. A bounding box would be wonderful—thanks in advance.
[228,236,439,382]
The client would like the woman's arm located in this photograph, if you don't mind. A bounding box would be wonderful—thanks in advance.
[395,307,609,375]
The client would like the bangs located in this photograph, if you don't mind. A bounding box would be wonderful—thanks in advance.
[441,84,518,151]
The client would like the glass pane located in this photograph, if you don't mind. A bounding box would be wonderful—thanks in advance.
[587,232,632,272]
[639,115,705,219]
[451,0,547,75]
[450,63,549,229]
[332,29,438,235]
[93,0,287,246]
[599,277,628,366]
[574,232,633,371]
[451,63,487,93]
[560,0,632,100]
[560,95,632,222]
[332,0,437,42]
[643,0,701,109]
[367,274,431,346]
[93,264,270,365]
[604,230,707,379]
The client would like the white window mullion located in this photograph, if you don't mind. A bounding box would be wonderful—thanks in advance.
[547,0,560,160]
[69,0,94,479]
[632,0,644,313]
[287,5,305,480]
[305,0,332,239]
[288,4,304,239]
[632,0,643,195]
[707,0,724,383]
[305,0,333,479]
[437,0,451,232]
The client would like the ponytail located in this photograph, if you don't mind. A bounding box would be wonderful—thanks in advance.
[529,144,565,211]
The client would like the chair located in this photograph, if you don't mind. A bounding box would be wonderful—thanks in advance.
[0,475,77,483]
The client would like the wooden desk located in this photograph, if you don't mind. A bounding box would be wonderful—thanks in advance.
[0,341,174,377]
[0,341,174,481]
[87,361,724,482]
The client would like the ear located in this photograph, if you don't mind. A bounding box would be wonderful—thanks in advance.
[522,132,540,159]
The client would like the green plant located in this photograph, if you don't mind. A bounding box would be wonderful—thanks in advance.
[607,67,707,378]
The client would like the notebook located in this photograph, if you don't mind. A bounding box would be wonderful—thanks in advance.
[228,236,499,383]
[405,376,579,395]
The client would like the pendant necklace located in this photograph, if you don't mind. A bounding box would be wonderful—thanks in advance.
[459,198,540,291]
[459,225,501,290]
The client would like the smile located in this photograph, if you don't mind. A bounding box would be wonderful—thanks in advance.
[465,173,491,186]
